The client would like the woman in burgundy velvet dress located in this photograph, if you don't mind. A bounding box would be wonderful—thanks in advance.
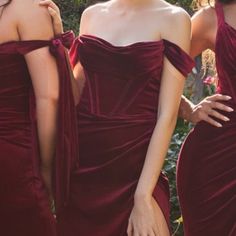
[177,0,236,235]
[41,0,194,235]
[0,1,77,235]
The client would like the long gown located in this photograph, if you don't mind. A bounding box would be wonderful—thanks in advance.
[0,31,77,236]
[177,3,236,236]
[58,34,194,236]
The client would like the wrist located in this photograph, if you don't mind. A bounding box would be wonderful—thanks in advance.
[179,96,196,122]
[187,104,197,123]
[134,191,152,203]
[183,102,195,123]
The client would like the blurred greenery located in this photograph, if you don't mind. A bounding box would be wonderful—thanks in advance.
[164,120,192,235]
[55,1,209,235]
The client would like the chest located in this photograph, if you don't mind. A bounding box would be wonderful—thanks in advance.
[86,10,163,47]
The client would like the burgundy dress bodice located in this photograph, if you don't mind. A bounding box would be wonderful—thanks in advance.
[71,35,194,119]
[57,35,194,236]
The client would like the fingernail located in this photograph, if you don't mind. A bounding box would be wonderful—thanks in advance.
[224,117,230,121]
[228,107,234,112]
[217,123,222,127]
[226,96,232,99]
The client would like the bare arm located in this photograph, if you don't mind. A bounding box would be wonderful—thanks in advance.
[126,10,192,236]
[16,0,59,201]
[39,0,81,104]
[135,10,191,200]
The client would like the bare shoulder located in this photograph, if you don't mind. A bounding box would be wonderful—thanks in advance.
[157,3,191,48]
[193,5,216,28]
[81,1,110,21]
[151,1,191,35]
[164,4,191,29]
[12,0,50,17]
[12,0,54,40]
[192,5,217,46]
[79,1,110,34]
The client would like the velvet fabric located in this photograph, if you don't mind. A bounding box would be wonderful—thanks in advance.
[0,31,77,236]
[177,3,236,235]
[57,34,194,236]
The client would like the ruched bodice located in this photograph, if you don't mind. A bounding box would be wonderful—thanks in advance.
[71,35,194,119]
[0,32,77,236]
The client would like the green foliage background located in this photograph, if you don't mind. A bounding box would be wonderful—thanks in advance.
[55,0,198,235]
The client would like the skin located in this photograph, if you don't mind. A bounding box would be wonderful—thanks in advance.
[41,0,192,235]
[179,2,235,127]
[0,0,60,203]
[40,0,234,128]
[39,0,236,234]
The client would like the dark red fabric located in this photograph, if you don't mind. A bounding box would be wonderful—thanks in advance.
[177,3,236,235]
[0,31,77,236]
[57,34,194,236]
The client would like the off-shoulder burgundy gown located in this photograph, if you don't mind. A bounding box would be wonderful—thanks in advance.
[57,35,194,236]
[0,31,77,236]
[177,3,236,236]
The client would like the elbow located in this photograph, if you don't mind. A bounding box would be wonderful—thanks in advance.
[48,92,59,104]
[36,91,59,107]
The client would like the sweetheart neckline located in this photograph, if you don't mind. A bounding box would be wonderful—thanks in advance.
[80,34,164,49]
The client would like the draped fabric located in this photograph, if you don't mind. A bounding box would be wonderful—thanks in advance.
[0,31,77,236]
[57,34,194,236]
[177,3,236,236]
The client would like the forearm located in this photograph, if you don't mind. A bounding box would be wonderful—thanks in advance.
[36,98,58,183]
[178,95,195,121]
[135,115,177,199]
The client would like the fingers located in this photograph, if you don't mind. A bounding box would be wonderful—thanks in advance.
[199,109,227,127]
[133,231,139,236]
[207,94,231,101]
[39,0,61,21]
[207,94,234,112]
[152,225,160,236]
[150,229,157,236]
[210,101,234,112]
[203,115,222,127]
[48,6,59,19]
[208,109,230,122]
[127,220,133,236]
[39,0,60,13]
[39,0,63,35]
[192,93,234,126]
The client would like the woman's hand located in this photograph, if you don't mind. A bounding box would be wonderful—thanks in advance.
[189,94,233,127]
[39,0,63,35]
[127,196,161,236]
